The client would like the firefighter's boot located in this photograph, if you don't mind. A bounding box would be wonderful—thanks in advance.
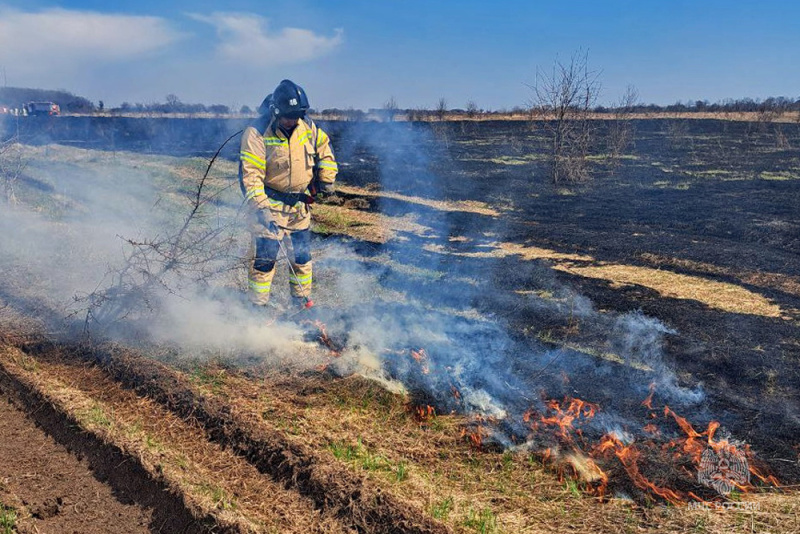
[248,264,276,306]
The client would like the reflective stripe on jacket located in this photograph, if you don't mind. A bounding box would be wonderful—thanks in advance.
[239,118,337,212]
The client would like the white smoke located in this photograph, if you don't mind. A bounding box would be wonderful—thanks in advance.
[0,125,704,447]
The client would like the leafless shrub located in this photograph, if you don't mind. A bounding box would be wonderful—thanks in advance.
[436,97,448,121]
[431,122,450,149]
[529,50,601,184]
[774,125,791,149]
[75,133,243,333]
[754,98,788,134]
[665,119,689,149]
[607,85,639,170]
[465,100,479,119]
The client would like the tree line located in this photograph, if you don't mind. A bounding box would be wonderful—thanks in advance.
[3,86,799,119]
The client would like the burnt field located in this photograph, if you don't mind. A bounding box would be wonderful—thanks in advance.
[1,116,799,532]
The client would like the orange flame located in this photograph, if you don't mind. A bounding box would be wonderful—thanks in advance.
[312,320,341,357]
[642,382,656,410]
[410,349,430,374]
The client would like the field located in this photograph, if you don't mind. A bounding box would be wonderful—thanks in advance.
[0,117,799,533]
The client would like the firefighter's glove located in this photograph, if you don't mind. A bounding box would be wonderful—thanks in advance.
[314,181,336,201]
[257,209,279,235]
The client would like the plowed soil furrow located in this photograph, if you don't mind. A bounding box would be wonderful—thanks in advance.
[0,392,158,534]
[3,335,450,534]
[0,356,206,534]
[0,343,354,533]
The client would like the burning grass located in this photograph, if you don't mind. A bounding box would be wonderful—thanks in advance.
[183,365,796,533]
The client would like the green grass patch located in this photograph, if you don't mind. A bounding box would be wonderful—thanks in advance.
[430,497,454,521]
[328,438,409,482]
[197,484,237,511]
[77,403,112,428]
[0,504,16,534]
[463,507,499,533]
[189,367,228,394]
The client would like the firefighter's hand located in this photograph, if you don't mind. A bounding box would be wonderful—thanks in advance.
[257,209,278,235]
[314,181,335,201]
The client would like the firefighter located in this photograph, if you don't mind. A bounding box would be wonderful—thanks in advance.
[239,79,338,309]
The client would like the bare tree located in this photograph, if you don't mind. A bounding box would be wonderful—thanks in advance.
[607,84,639,170]
[465,100,479,119]
[529,50,601,184]
[436,97,448,121]
[383,96,398,122]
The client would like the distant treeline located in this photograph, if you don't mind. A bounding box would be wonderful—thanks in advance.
[113,94,237,115]
[593,96,800,115]
[338,96,800,120]
[2,86,799,118]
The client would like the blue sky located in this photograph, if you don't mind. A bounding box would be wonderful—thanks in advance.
[1,1,798,110]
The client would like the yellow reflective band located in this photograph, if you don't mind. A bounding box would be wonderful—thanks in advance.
[248,280,272,293]
[245,187,265,201]
[317,161,338,170]
[267,198,285,207]
[298,130,313,145]
[241,150,265,165]
[290,277,312,286]
[264,136,287,146]
[316,130,328,147]
[240,151,266,170]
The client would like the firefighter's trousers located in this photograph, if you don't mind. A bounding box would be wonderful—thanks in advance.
[248,228,312,305]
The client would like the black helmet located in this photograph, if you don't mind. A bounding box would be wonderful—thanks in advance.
[271,79,309,119]
[256,93,273,116]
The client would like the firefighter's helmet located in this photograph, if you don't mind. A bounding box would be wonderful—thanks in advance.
[271,79,309,119]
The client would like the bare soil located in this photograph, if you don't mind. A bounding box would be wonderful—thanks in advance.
[0,358,201,534]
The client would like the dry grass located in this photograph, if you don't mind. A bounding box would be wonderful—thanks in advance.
[422,241,786,319]
[640,253,800,300]
[563,263,784,318]
[337,184,501,216]
[178,366,799,534]
[312,203,433,243]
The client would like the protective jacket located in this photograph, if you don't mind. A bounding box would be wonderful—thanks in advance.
[240,116,337,233]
